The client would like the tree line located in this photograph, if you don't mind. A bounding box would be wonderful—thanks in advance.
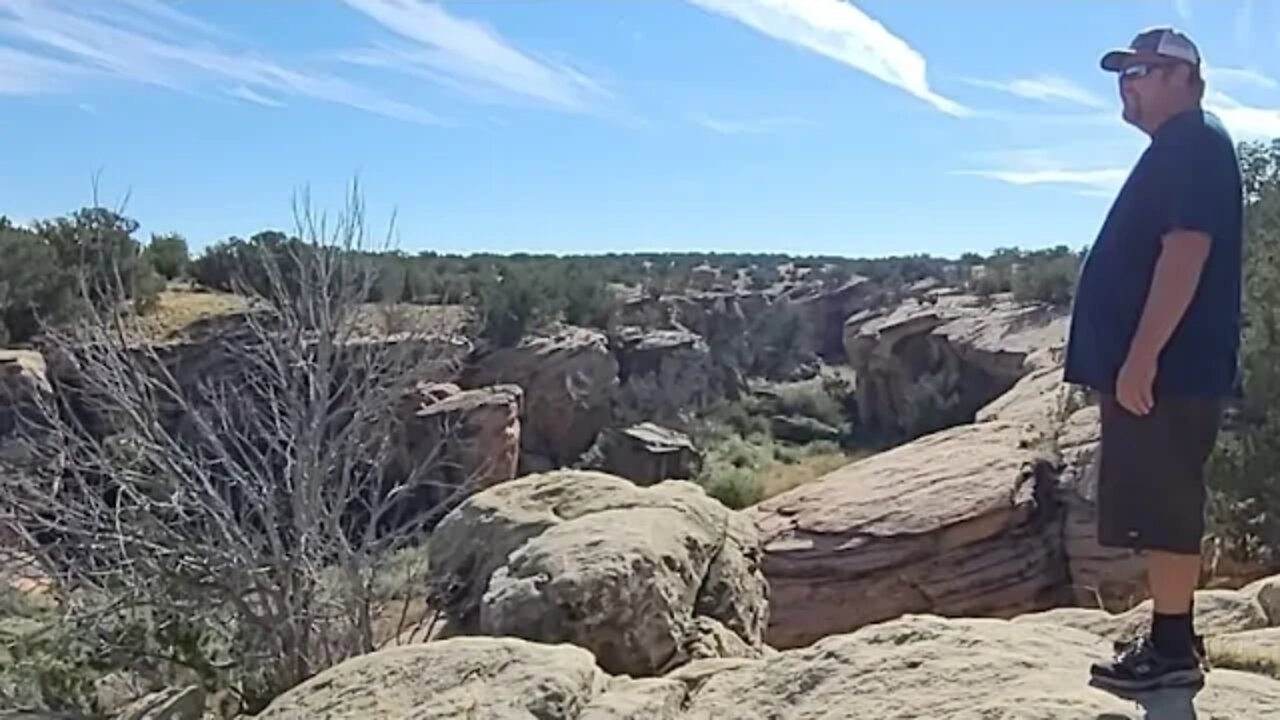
[1,210,1086,349]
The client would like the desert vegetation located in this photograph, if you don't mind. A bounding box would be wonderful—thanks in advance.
[4,139,1280,716]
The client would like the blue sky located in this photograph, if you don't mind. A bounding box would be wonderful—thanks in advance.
[3,0,1280,259]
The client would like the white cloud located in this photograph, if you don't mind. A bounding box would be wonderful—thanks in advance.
[1206,90,1280,140]
[686,0,967,116]
[1173,0,1193,24]
[340,0,607,111]
[955,168,1128,191]
[77,102,99,115]
[1205,65,1278,91]
[692,113,811,134]
[965,74,1107,109]
[227,85,285,108]
[0,45,87,93]
[0,0,440,124]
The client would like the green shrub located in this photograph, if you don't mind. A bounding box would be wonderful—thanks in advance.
[1208,139,1280,564]
[0,225,74,343]
[144,233,190,281]
[33,207,159,312]
[702,467,764,509]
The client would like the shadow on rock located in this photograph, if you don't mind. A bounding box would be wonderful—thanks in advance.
[1090,678,1203,720]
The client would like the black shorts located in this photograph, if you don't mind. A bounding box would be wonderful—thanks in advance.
[1096,393,1223,555]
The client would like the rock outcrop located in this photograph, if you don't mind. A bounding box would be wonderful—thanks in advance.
[579,423,701,484]
[256,611,1280,719]
[1017,585,1273,641]
[426,470,769,677]
[747,325,1168,648]
[112,685,204,720]
[975,367,1149,609]
[254,637,611,720]
[386,381,523,519]
[466,328,620,470]
[791,275,878,360]
[749,420,1066,648]
[610,326,728,428]
[843,294,1068,440]
[0,349,50,458]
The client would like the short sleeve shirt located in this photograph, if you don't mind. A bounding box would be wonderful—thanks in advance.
[1063,109,1243,397]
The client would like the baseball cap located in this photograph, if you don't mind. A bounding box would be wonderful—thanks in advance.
[1100,27,1201,72]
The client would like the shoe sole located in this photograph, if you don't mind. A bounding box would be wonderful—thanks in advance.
[1089,668,1205,692]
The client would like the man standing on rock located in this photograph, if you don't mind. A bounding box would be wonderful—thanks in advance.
[1063,27,1243,691]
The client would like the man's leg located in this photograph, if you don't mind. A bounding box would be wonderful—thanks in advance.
[1147,550,1200,658]
[1089,394,1217,690]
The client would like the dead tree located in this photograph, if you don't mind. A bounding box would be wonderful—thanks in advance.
[0,186,474,710]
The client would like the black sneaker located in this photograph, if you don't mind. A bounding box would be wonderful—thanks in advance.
[1090,636,1205,691]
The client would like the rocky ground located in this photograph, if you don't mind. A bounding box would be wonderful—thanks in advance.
[219,469,1280,719]
[7,282,1280,719]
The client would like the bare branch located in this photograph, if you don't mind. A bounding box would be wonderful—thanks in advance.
[0,182,480,710]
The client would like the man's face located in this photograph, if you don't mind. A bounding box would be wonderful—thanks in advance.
[1117,56,1185,128]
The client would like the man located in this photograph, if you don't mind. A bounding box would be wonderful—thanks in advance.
[1064,26,1243,691]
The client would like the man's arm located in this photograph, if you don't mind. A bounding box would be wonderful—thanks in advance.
[1129,230,1212,361]
[1116,230,1211,414]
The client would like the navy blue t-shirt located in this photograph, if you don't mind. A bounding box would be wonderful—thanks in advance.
[1063,109,1243,397]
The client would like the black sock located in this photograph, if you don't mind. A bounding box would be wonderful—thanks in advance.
[1152,611,1194,657]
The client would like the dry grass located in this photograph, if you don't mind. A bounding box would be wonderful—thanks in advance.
[759,448,865,499]
[125,288,473,344]
[131,288,250,341]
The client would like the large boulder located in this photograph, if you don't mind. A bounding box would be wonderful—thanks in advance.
[843,294,1068,440]
[579,423,702,485]
[255,637,613,720]
[465,328,619,469]
[748,420,1066,649]
[673,615,1280,719]
[976,367,1149,610]
[426,470,769,676]
[1016,582,1275,642]
[256,615,1280,719]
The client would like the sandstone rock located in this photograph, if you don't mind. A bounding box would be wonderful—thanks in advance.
[1246,574,1280,624]
[389,381,522,514]
[610,326,728,428]
[0,349,51,460]
[113,685,204,720]
[973,365,1063,444]
[579,678,687,720]
[843,294,1068,440]
[427,470,768,676]
[255,615,1280,719]
[791,275,877,360]
[614,289,822,382]
[1208,626,1280,661]
[579,422,701,485]
[466,328,619,466]
[979,368,1147,610]
[749,420,1065,648]
[769,415,840,443]
[674,614,1280,719]
[1016,586,1271,641]
[255,637,610,720]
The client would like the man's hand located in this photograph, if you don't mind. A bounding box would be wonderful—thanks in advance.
[1116,348,1157,415]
